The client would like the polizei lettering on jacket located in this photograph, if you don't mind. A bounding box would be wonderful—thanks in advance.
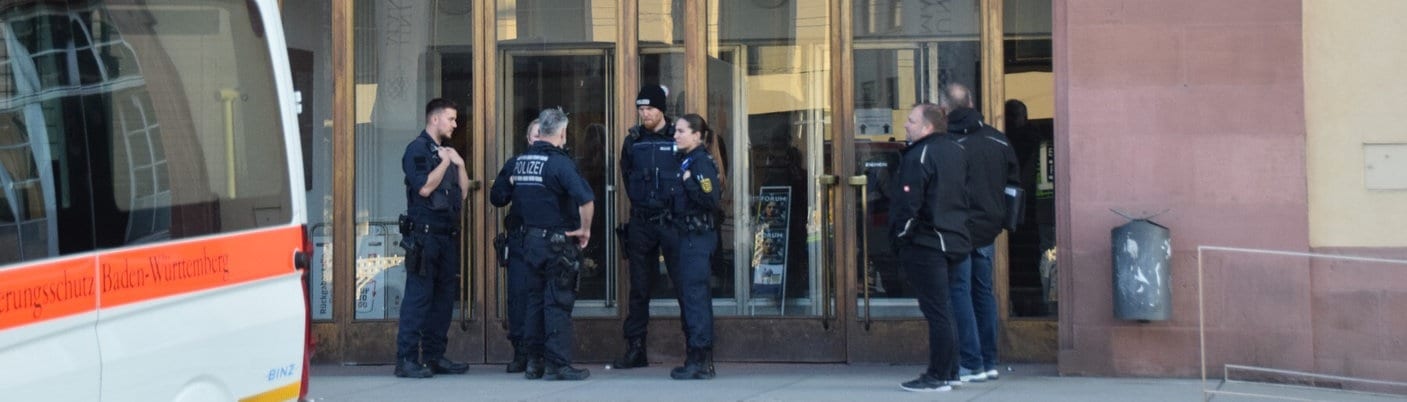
[512,154,547,184]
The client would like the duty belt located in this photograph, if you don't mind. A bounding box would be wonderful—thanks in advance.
[521,227,565,238]
[631,208,670,224]
[407,221,458,236]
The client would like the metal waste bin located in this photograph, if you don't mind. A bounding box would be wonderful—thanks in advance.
[1112,219,1171,321]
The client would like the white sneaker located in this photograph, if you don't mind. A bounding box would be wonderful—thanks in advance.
[984,369,1000,380]
[958,370,988,383]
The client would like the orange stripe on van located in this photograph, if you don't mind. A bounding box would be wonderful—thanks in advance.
[98,226,303,308]
[0,257,96,331]
[0,226,302,330]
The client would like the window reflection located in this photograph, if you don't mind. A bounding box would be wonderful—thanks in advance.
[708,0,830,316]
[851,1,981,318]
[352,2,474,320]
[497,0,619,316]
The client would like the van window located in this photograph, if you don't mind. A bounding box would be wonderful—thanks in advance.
[0,0,292,262]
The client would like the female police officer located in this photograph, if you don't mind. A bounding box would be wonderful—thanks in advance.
[665,114,723,380]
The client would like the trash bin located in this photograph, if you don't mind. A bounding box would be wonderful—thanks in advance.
[1112,219,1171,322]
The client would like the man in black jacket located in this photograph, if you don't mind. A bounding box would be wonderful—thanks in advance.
[612,85,678,369]
[943,84,1020,383]
[892,103,970,393]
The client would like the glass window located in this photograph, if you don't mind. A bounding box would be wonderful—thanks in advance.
[851,0,980,317]
[1003,0,1055,318]
[353,1,475,320]
[632,0,694,314]
[88,0,292,248]
[496,0,618,317]
[2,0,289,264]
[708,0,831,316]
[284,0,336,320]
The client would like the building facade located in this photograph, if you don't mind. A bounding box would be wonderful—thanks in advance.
[280,0,1407,379]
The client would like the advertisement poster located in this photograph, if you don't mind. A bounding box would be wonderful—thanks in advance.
[750,186,792,301]
[354,225,406,320]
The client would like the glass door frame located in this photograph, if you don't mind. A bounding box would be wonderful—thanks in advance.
[837,0,1019,364]
[493,46,621,316]
[317,0,1031,365]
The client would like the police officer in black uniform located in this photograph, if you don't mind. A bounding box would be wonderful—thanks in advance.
[493,119,541,373]
[490,107,593,381]
[665,114,723,380]
[892,103,971,392]
[612,85,678,369]
[395,98,471,378]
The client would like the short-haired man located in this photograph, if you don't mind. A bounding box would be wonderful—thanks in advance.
[395,98,471,378]
[943,84,1020,384]
[490,107,594,381]
[893,103,970,392]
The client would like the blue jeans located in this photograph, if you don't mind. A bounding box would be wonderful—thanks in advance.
[949,244,998,373]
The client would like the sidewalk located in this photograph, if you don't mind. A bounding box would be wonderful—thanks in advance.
[306,363,1210,401]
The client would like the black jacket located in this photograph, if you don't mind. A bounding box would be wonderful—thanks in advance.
[889,133,970,260]
[948,108,1020,247]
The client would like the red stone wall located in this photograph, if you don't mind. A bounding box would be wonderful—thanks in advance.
[1053,0,1308,376]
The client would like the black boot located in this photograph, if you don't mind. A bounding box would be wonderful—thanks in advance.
[544,362,591,381]
[670,348,715,380]
[524,357,544,380]
[427,356,469,374]
[611,338,648,369]
[393,358,433,378]
[506,341,528,373]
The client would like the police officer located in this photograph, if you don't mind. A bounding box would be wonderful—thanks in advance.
[892,103,970,392]
[395,98,471,378]
[492,118,541,373]
[943,83,1020,384]
[612,84,678,369]
[664,114,722,380]
[490,107,593,381]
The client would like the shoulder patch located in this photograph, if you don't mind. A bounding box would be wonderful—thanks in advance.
[699,177,713,194]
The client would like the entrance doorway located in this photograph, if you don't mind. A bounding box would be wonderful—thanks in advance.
[304,0,1053,366]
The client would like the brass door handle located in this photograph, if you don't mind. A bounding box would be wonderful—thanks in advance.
[850,174,872,331]
[459,178,483,329]
[817,175,837,330]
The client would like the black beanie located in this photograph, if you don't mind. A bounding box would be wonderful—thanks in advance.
[635,85,667,113]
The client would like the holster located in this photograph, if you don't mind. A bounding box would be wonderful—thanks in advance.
[548,233,582,291]
[493,232,510,268]
[398,214,413,236]
[614,224,629,259]
[400,236,425,276]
